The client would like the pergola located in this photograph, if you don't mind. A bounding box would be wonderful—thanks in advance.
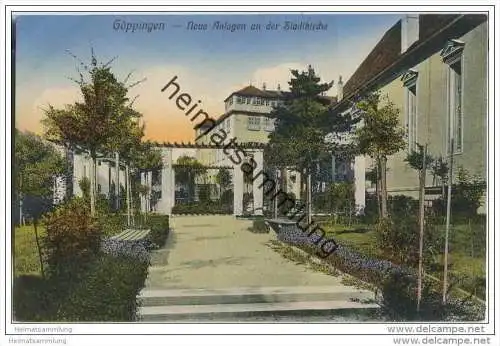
[140,141,267,216]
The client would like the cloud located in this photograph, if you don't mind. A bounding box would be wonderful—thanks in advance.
[16,86,80,133]
[250,62,306,91]
[16,23,393,142]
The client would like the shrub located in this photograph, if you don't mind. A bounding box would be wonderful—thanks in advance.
[99,212,127,237]
[375,216,443,267]
[380,271,447,321]
[42,198,102,277]
[388,195,419,219]
[198,185,211,202]
[361,193,379,224]
[280,225,484,321]
[78,177,90,202]
[55,254,149,321]
[432,167,486,220]
[285,237,484,321]
[249,219,269,233]
[147,214,170,248]
[220,189,233,205]
[13,275,57,321]
[380,271,484,321]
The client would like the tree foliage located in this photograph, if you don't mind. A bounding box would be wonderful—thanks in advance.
[355,92,406,159]
[14,130,66,219]
[42,51,145,215]
[355,92,406,218]
[216,168,232,192]
[404,143,434,172]
[265,65,334,172]
[175,156,206,203]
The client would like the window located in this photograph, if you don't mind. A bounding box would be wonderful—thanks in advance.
[246,97,251,105]
[236,96,243,104]
[263,117,274,132]
[407,85,417,151]
[401,69,418,152]
[247,116,261,130]
[448,60,463,153]
[264,99,270,106]
[441,39,465,154]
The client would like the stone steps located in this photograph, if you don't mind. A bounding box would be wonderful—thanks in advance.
[137,286,379,322]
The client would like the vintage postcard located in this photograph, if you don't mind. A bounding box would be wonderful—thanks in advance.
[2,2,498,345]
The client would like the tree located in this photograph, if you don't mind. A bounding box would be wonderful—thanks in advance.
[14,130,66,278]
[175,156,206,203]
[431,156,449,197]
[136,141,162,214]
[42,50,143,216]
[216,168,232,198]
[405,143,433,311]
[266,66,339,222]
[355,92,406,219]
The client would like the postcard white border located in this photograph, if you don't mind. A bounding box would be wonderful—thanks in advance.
[1,1,498,344]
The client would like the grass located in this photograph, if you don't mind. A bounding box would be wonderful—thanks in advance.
[14,225,46,277]
[323,219,486,299]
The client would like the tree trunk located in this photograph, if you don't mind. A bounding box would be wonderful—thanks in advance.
[33,220,45,279]
[131,171,135,226]
[274,169,279,219]
[443,139,455,304]
[380,156,388,218]
[115,152,120,211]
[90,154,96,216]
[417,144,428,312]
[375,159,382,219]
[126,165,131,227]
[188,171,191,203]
[307,170,312,225]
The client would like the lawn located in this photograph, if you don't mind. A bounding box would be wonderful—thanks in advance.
[322,220,486,299]
[14,225,46,277]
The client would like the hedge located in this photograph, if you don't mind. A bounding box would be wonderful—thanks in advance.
[13,198,159,322]
[172,203,232,215]
[248,219,269,233]
[54,254,149,321]
[147,214,170,248]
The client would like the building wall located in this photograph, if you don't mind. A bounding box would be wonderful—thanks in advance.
[72,153,126,198]
[371,21,487,198]
[454,22,487,179]
[232,113,274,143]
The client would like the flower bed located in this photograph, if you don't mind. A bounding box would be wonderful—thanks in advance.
[276,226,484,321]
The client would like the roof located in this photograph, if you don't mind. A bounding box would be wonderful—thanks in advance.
[338,14,487,111]
[223,85,278,102]
[343,19,402,97]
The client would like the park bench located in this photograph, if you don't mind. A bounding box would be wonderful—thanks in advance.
[109,228,151,242]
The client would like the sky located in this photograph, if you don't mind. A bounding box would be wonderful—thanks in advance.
[15,13,402,142]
